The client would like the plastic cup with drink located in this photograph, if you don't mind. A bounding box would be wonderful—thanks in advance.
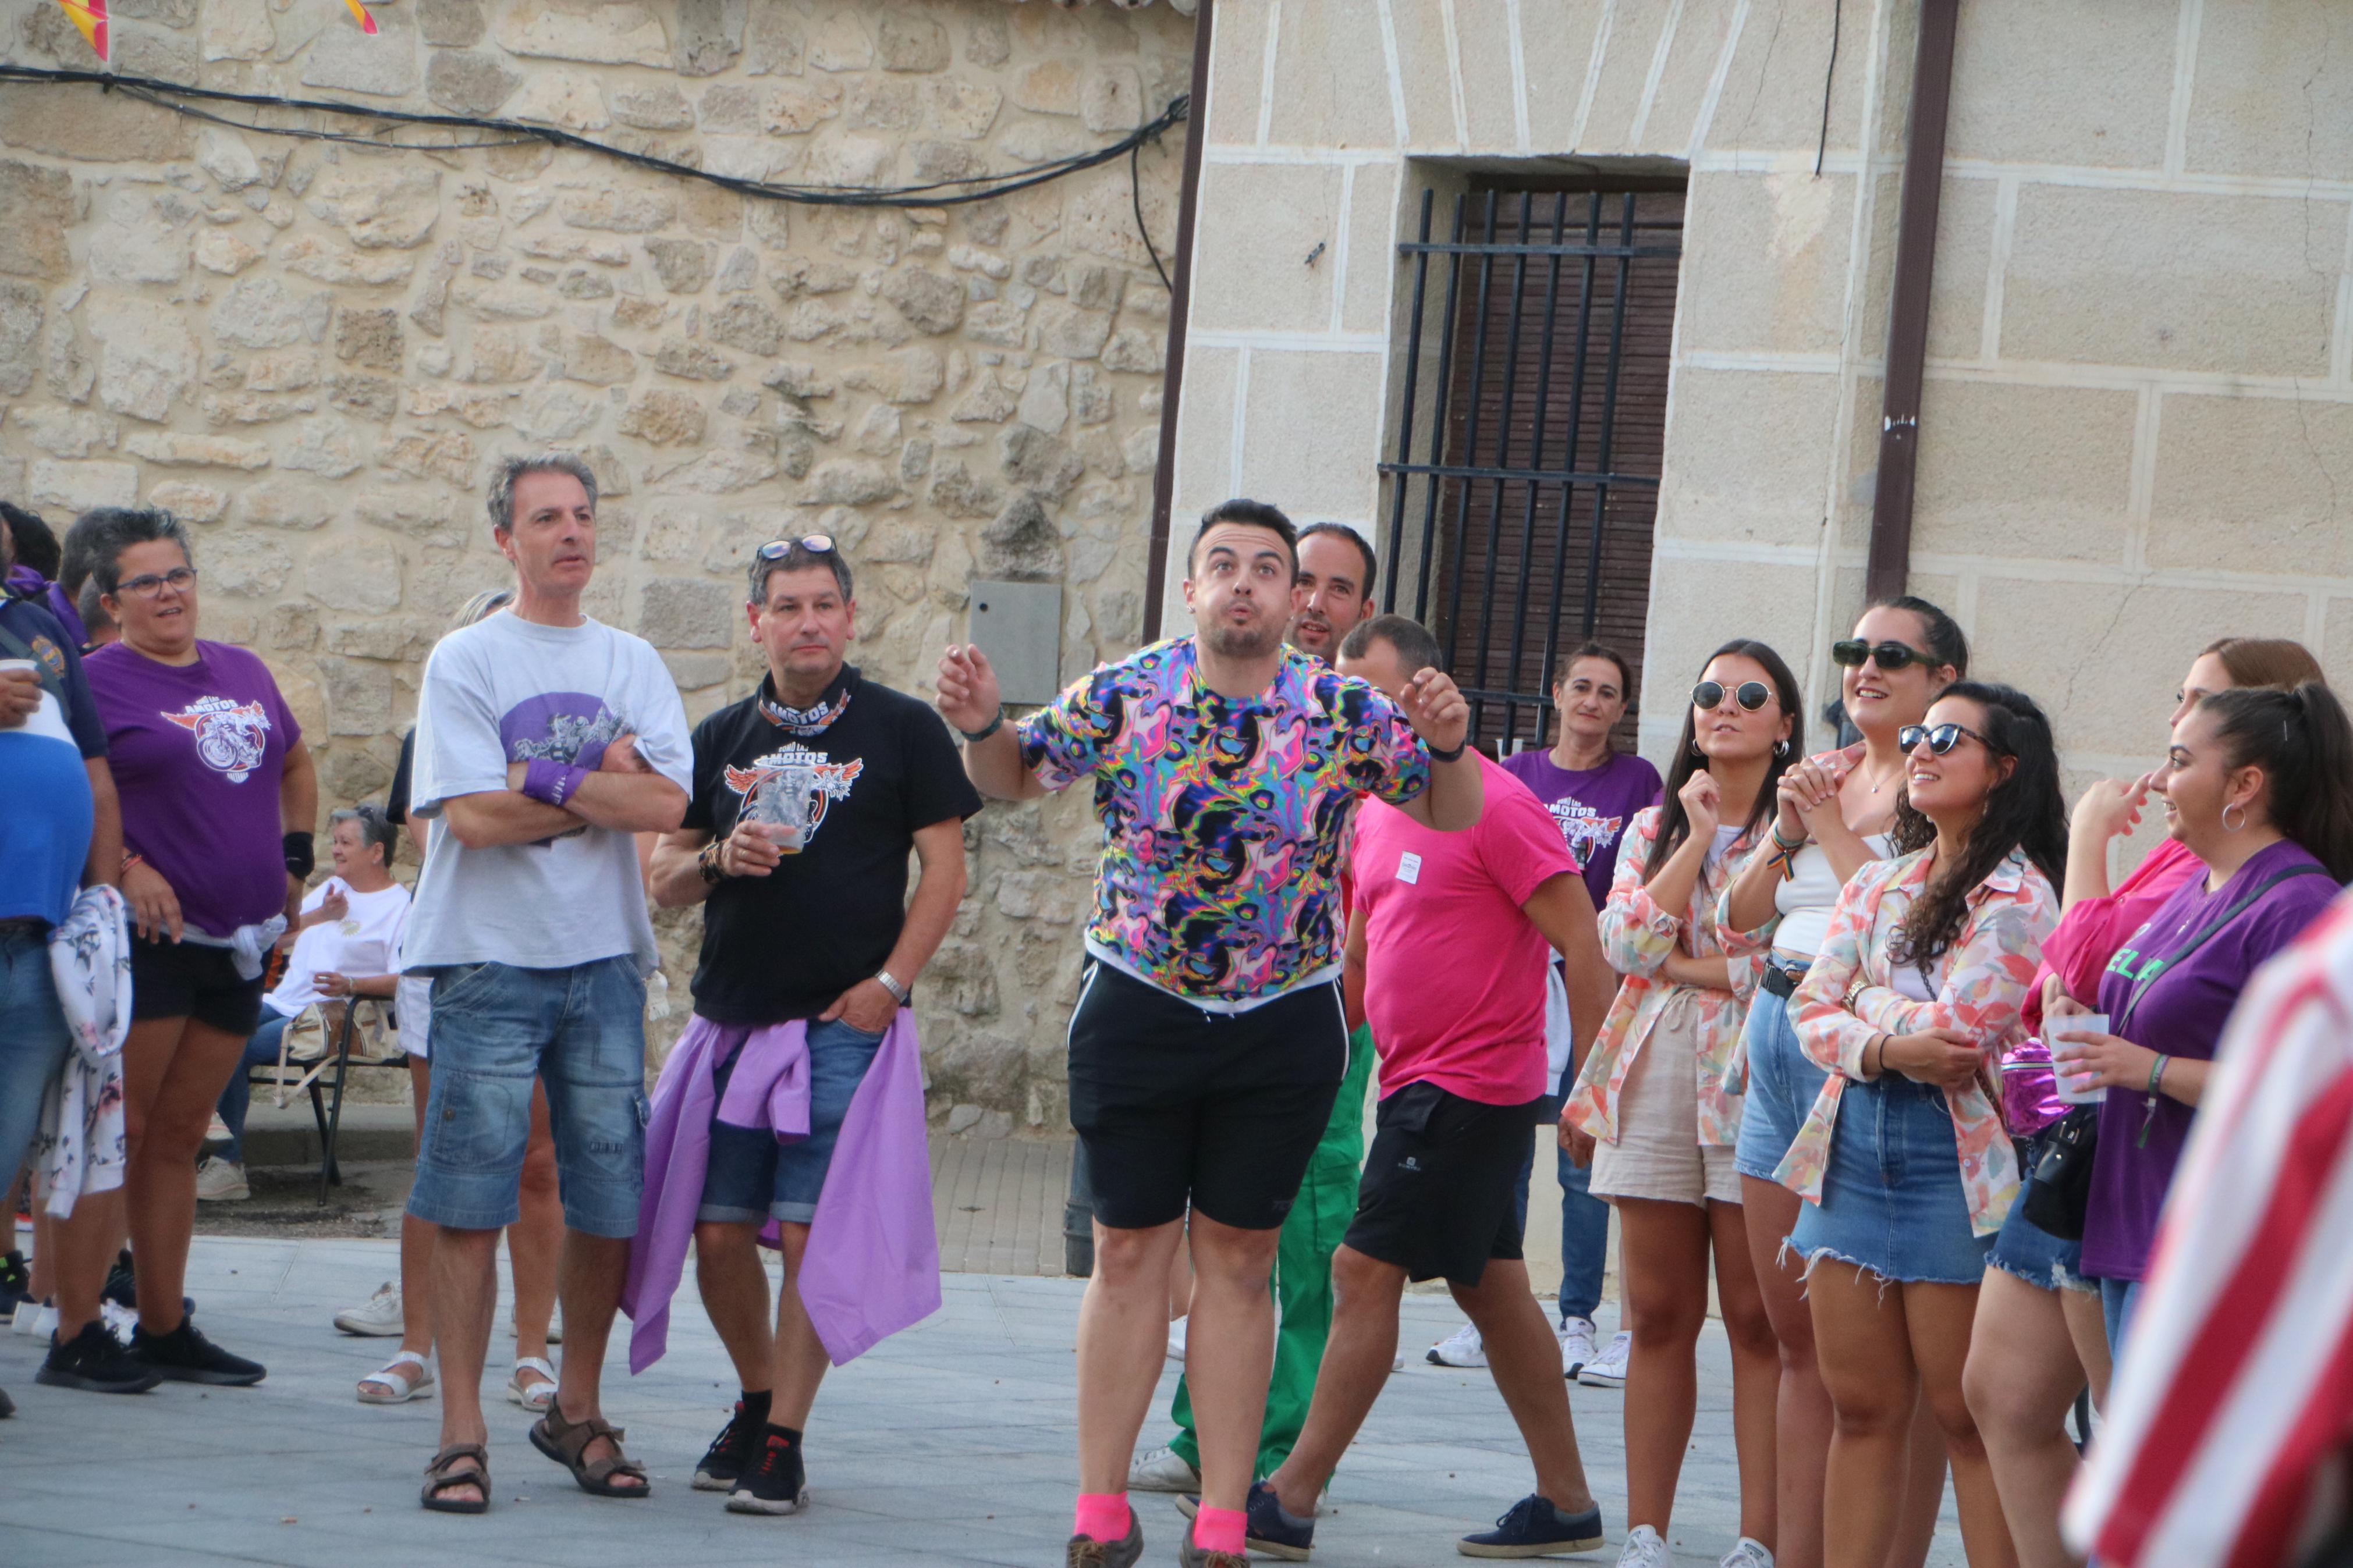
[2045,1013,2111,1105]
[743,763,817,855]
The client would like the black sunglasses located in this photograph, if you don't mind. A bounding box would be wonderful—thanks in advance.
[1900,721,1995,756]
[1832,638,1937,672]
[757,534,836,560]
[1694,680,1772,713]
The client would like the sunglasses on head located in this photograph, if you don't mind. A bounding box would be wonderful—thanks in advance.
[757,534,836,560]
[1832,638,1936,671]
[1900,721,1994,756]
[1693,680,1772,713]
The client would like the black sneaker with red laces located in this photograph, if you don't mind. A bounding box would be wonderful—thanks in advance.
[726,1427,810,1516]
[694,1400,764,1492]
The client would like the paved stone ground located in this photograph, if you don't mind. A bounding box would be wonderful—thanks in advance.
[0,1235,1964,1567]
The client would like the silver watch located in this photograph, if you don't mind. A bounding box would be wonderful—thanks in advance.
[874,969,910,1005]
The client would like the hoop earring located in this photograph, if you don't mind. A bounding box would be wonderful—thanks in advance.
[2221,801,2247,833]
[1774,739,1791,758]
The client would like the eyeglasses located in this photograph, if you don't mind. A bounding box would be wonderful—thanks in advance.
[1832,638,1936,671]
[115,567,197,600]
[1900,721,1996,756]
[1693,680,1772,713]
[757,535,836,560]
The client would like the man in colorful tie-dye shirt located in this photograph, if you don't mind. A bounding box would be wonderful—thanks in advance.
[939,499,1482,1568]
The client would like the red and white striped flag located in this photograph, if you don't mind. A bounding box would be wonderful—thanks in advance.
[2066,889,2353,1568]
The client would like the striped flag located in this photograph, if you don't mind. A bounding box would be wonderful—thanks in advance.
[342,0,378,34]
[2065,890,2353,1567]
[53,0,107,61]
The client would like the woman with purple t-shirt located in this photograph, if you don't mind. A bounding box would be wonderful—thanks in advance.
[80,508,315,1389]
[2048,682,2353,1356]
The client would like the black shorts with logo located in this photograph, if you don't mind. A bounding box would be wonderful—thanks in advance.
[1066,961,1349,1232]
[1346,1081,1547,1286]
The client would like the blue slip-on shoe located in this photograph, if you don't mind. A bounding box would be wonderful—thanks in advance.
[1176,1481,1315,1562]
[1457,1494,1606,1558]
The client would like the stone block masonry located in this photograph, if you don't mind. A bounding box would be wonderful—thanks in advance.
[0,0,1197,1128]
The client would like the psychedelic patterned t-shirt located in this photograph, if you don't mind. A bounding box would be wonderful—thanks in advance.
[1019,637,1431,1008]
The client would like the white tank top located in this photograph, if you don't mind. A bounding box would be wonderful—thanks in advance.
[1770,831,1897,962]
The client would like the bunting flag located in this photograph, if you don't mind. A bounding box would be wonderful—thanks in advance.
[342,0,379,34]
[53,0,107,62]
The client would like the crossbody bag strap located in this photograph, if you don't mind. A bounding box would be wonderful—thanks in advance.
[2116,863,2333,1032]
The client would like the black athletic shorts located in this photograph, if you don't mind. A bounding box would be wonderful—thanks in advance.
[129,938,267,1036]
[1345,1081,1547,1286]
[1066,960,1349,1232]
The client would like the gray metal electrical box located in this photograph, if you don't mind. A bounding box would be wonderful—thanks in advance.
[968,579,1063,705]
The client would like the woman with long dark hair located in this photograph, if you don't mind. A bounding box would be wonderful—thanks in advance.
[1776,682,2068,1567]
[1564,638,1798,1568]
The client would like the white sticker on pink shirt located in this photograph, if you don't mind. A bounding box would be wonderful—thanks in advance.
[1396,852,1422,885]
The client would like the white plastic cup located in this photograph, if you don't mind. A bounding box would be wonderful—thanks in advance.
[2046,1014,2111,1105]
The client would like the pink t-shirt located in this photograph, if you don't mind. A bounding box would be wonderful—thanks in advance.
[1353,754,1581,1105]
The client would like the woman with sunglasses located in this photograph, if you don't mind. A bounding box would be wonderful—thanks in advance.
[1563,640,1799,1568]
[1774,684,2067,1568]
[2050,682,2353,1358]
[80,507,316,1388]
[1720,598,1966,1568]
[1961,636,2328,1568]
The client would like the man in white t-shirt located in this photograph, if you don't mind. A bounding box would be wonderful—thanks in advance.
[402,453,691,1514]
[198,805,409,1201]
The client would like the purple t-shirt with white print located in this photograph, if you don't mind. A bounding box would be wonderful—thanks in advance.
[84,639,301,939]
[1499,748,1664,915]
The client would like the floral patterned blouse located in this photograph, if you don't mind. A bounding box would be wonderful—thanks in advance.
[1566,805,1769,1149]
[1771,846,2059,1236]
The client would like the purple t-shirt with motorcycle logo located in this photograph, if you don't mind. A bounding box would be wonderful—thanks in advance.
[84,639,301,939]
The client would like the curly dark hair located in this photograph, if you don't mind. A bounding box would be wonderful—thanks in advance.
[1890,681,2069,970]
[1645,639,1805,883]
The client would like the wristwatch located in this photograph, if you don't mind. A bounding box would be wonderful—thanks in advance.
[874,969,910,1005]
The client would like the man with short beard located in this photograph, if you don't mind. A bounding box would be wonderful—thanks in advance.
[1286,522,1378,662]
[939,498,1483,1568]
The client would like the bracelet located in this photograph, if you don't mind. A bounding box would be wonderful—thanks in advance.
[697,838,727,884]
[1866,1032,1886,1078]
[1770,823,1807,854]
[874,969,910,1005]
[1427,738,1467,764]
[2147,1053,2170,1098]
[122,852,144,874]
[283,831,315,879]
[522,758,591,808]
[957,708,1004,744]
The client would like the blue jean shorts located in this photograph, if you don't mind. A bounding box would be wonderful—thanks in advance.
[0,925,73,1189]
[1986,1156,2093,1294]
[406,957,648,1239]
[698,1018,886,1226]
[1733,984,1826,1182]
[1789,1075,1994,1285]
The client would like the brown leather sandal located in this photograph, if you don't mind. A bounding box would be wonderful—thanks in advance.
[420,1443,489,1514]
[530,1398,650,1498]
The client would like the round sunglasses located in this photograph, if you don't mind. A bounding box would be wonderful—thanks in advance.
[1693,680,1772,713]
[757,534,836,560]
[1832,638,1937,671]
[1900,721,1994,755]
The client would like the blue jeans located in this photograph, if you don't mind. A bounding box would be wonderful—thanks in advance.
[1511,1062,1610,1324]
[214,1012,290,1165]
[406,958,648,1238]
[698,1018,888,1225]
[0,925,73,1188]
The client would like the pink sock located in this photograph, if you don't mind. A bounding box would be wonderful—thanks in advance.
[1194,1505,1247,1556]
[1074,1492,1131,1543]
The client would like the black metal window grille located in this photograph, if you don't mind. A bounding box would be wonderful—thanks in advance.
[1379,184,1685,753]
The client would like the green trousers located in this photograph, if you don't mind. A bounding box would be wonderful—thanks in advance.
[1167,1021,1375,1479]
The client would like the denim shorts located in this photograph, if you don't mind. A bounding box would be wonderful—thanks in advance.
[1985,1159,2093,1294]
[1733,984,1827,1182]
[698,1017,886,1226]
[1789,1075,1994,1285]
[406,957,648,1239]
[0,925,73,1187]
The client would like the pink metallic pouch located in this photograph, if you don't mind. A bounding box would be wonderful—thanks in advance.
[2000,1039,2067,1137]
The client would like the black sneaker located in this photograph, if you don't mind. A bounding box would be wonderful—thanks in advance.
[693,1400,763,1492]
[1177,1482,1314,1562]
[38,1320,163,1394]
[1457,1494,1606,1559]
[726,1429,809,1516]
[128,1319,265,1386]
[0,1250,30,1321]
[100,1251,192,1319]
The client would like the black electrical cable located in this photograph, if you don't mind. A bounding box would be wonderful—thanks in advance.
[0,64,1187,212]
[1814,0,1841,177]
[1131,139,1172,293]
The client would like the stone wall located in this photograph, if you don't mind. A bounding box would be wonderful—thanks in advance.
[1169,0,2353,852]
[0,0,1197,1128]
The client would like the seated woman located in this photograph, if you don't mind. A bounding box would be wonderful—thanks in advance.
[197,805,407,1201]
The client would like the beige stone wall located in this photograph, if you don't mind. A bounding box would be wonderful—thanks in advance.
[1170,0,2353,860]
[0,0,1195,1125]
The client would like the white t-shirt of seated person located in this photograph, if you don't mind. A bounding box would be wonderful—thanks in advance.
[265,879,411,1019]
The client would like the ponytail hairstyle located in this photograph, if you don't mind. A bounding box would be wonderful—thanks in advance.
[2197,682,2353,883]
[1890,681,2069,970]
[2202,636,2325,693]
[1872,593,1970,680]
[1645,639,1805,884]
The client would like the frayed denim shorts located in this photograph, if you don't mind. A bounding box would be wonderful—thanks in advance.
[1985,1155,2094,1294]
[1788,1074,1993,1285]
[1733,986,1826,1182]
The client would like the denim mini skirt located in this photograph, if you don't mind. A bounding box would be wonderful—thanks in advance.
[1788,1074,1994,1285]
[1732,985,1827,1182]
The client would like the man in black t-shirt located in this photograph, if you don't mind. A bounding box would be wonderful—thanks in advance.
[647,535,978,1519]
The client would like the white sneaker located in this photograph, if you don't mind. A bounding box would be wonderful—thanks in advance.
[1426,1321,1486,1367]
[1127,1443,1202,1492]
[1165,1314,1187,1363]
[335,1281,404,1337]
[1577,1329,1631,1388]
[1720,1538,1775,1568]
[1560,1314,1600,1378]
[13,1298,54,1337]
[203,1114,230,1145]
[193,1157,249,1203]
[1617,1524,1673,1567]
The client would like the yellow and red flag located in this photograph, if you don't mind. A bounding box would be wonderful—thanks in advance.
[342,0,378,35]
[54,0,108,61]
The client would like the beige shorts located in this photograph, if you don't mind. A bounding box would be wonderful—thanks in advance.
[1591,990,1742,1207]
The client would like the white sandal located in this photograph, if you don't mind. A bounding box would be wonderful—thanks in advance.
[357,1350,434,1405]
[505,1355,558,1412]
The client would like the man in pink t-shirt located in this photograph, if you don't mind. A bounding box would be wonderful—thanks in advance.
[1230,615,1620,1562]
